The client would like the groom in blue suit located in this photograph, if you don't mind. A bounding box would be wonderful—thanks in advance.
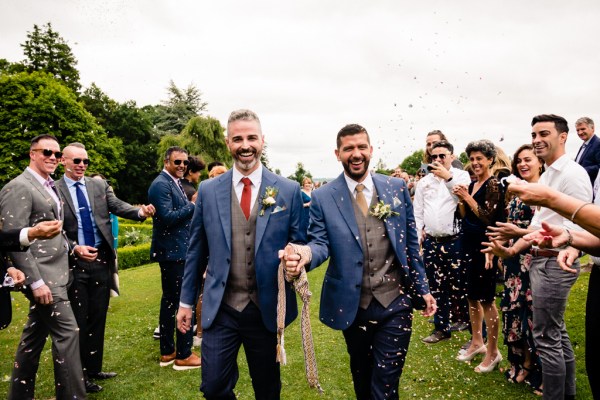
[177,109,306,399]
[284,124,436,400]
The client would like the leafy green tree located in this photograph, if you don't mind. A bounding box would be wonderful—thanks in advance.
[156,115,229,170]
[459,152,468,165]
[287,162,312,185]
[152,80,208,136]
[0,58,26,75]
[0,71,123,185]
[20,23,81,93]
[81,83,160,203]
[400,149,425,175]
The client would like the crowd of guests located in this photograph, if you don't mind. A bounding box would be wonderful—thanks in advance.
[1,111,598,400]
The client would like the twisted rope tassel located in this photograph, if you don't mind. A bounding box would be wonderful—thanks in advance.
[276,243,323,394]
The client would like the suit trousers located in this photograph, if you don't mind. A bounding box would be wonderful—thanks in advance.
[423,236,462,333]
[342,294,412,400]
[587,265,600,399]
[9,286,86,400]
[69,246,111,376]
[0,286,11,329]
[200,302,280,400]
[529,256,579,400]
[159,261,193,359]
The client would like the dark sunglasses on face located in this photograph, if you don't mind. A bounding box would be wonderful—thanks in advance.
[32,149,63,158]
[430,154,448,160]
[173,159,190,166]
[67,157,90,165]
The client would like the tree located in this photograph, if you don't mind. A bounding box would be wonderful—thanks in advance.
[156,115,230,170]
[0,71,123,186]
[20,23,81,93]
[287,162,312,185]
[400,149,425,175]
[152,80,208,136]
[81,83,160,203]
[459,152,469,165]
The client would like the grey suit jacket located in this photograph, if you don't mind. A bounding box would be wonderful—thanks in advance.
[57,176,144,295]
[0,170,70,297]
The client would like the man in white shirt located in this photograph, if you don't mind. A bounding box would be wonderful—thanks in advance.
[485,114,592,400]
[414,140,471,343]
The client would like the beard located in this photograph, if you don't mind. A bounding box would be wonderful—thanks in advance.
[342,157,370,181]
[232,148,262,171]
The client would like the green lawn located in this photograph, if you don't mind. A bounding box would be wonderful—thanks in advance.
[0,263,592,399]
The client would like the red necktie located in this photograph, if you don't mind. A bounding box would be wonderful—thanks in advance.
[241,177,252,220]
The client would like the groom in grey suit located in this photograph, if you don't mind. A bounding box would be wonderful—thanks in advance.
[0,134,86,400]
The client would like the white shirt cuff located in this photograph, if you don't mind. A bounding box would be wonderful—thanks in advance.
[30,279,45,290]
[19,228,31,246]
[179,302,193,309]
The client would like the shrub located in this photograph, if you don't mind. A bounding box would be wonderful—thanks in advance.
[117,243,151,270]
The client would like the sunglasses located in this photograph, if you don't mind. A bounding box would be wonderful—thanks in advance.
[32,149,63,158]
[66,157,90,165]
[173,159,190,166]
[430,154,448,160]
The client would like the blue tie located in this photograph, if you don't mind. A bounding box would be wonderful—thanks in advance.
[75,182,95,246]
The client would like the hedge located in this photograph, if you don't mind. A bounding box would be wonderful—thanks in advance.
[117,243,152,270]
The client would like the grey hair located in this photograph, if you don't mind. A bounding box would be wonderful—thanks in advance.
[66,142,86,149]
[465,139,497,162]
[227,109,261,129]
[576,117,594,128]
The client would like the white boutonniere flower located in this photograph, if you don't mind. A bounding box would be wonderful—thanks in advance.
[260,186,278,216]
[369,200,400,221]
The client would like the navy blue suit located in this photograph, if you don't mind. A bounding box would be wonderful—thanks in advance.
[577,135,600,184]
[149,170,196,360]
[306,173,430,399]
[181,166,306,399]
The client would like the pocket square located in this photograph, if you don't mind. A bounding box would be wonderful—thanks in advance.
[272,205,287,214]
[393,197,402,208]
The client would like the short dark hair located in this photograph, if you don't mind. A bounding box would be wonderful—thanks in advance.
[511,144,545,179]
[184,156,206,176]
[531,114,569,134]
[465,139,496,162]
[207,161,225,172]
[30,134,59,150]
[336,124,369,148]
[431,140,454,154]
[164,146,188,161]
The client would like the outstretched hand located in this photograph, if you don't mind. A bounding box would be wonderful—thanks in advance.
[482,238,514,259]
[28,220,63,240]
[487,221,522,242]
[522,221,568,249]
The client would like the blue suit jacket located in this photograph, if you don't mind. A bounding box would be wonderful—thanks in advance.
[148,171,196,262]
[307,173,430,330]
[578,135,600,184]
[181,167,306,332]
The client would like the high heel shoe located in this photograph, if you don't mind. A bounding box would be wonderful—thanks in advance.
[474,352,503,373]
[456,344,486,361]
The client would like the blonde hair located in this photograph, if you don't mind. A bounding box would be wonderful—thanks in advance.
[208,165,228,178]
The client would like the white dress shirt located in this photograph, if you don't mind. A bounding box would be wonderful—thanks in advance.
[530,154,592,233]
[232,164,263,210]
[413,167,471,242]
[344,172,374,206]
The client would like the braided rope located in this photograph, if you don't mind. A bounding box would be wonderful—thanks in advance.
[276,244,323,394]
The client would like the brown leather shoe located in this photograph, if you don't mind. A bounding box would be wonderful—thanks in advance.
[159,351,176,367]
[173,353,201,370]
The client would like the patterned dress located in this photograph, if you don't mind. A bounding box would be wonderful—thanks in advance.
[500,196,542,389]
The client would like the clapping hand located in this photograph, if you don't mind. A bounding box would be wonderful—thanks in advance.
[28,220,63,241]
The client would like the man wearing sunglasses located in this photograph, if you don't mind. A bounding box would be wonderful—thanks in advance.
[56,142,155,393]
[149,146,200,371]
[0,134,87,400]
[413,140,471,344]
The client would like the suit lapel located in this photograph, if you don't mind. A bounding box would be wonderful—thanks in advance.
[84,177,98,212]
[161,171,187,203]
[330,174,362,248]
[24,170,61,219]
[372,174,397,246]
[57,178,77,221]
[215,170,233,253]
[255,168,277,251]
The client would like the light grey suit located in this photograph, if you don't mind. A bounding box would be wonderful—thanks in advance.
[0,169,86,400]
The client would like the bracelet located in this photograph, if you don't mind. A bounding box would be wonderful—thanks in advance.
[570,202,593,222]
[564,228,573,247]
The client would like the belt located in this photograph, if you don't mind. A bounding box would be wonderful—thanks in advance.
[426,234,460,243]
[529,248,560,258]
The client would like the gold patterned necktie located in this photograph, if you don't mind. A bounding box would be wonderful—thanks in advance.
[355,183,368,216]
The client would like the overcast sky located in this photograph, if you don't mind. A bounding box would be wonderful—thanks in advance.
[2,0,599,178]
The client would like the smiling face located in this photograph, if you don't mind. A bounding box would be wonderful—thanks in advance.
[29,138,61,179]
[335,132,373,182]
[430,146,453,170]
[62,145,89,181]
[164,151,189,179]
[515,148,542,183]
[468,151,493,179]
[576,122,594,142]
[226,119,264,175]
[531,121,567,165]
